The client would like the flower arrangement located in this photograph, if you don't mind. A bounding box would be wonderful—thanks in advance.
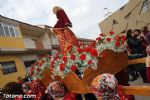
[96,31,127,53]
[28,31,127,79]
[28,55,51,79]
[52,42,99,77]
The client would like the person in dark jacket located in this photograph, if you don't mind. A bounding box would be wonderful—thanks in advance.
[127,29,147,83]
[126,30,139,81]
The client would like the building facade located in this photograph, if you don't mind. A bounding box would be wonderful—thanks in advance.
[99,0,150,34]
[0,15,52,88]
[0,15,94,88]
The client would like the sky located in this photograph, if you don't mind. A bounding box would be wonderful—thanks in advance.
[0,0,128,39]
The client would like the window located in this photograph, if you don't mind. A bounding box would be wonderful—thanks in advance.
[9,27,15,37]
[0,61,17,75]
[141,0,150,14]
[14,27,20,37]
[0,22,20,37]
[0,23,5,36]
[4,25,11,36]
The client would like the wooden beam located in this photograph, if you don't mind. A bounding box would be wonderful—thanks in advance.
[128,57,146,65]
[122,86,150,96]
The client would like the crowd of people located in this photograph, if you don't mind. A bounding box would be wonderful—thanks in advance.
[126,26,150,82]
[1,73,134,100]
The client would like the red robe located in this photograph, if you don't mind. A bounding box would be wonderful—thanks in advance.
[53,10,79,56]
[54,10,72,28]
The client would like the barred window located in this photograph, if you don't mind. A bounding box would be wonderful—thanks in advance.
[0,23,5,36]
[0,22,20,37]
[0,61,17,75]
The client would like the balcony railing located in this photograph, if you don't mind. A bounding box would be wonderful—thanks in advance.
[50,38,59,45]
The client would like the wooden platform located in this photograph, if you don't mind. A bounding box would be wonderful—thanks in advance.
[41,50,150,96]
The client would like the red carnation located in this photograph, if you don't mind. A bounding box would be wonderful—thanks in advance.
[67,45,72,50]
[115,41,120,47]
[59,63,65,71]
[126,45,129,49]
[39,62,42,67]
[90,48,98,57]
[55,53,59,59]
[42,60,45,63]
[49,67,53,72]
[70,54,76,60]
[79,42,83,46]
[109,31,114,35]
[30,70,34,76]
[50,61,54,67]
[71,65,77,72]
[77,47,83,53]
[99,33,105,37]
[36,67,40,72]
[88,60,92,64]
[91,41,96,47]
[115,36,121,41]
[106,38,111,42]
[80,54,86,60]
[84,47,92,52]
[96,37,101,41]
[30,67,34,70]
[121,36,126,41]
[63,56,67,62]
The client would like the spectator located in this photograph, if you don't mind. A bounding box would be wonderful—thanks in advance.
[45,81,76,100]
[127,29,147,83]
[2,82,24,100]
[142,26,150,45]
[126,29,139,81]
[146,45,150,83]
[91,73,130,100]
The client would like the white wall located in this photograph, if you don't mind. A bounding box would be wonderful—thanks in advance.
[40,33,52,49]
[20,54,38,61]
[23,36,36,49]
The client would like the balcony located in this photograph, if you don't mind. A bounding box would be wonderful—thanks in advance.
[23,34,51,52]
[50,38,59,46]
